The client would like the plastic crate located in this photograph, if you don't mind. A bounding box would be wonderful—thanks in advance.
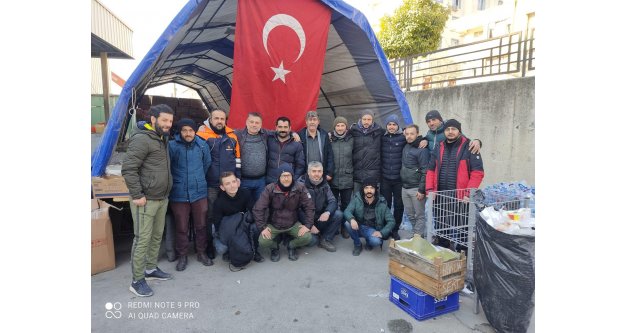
[389,275,459,321]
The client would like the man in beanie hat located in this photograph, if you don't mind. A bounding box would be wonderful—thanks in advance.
[426,119,484,250]
[329,116,354,239]
[419,110,482,153]
[350,109,384,194]
[343,178,395,256]
[297,110,334,182]
[167,118,214,271]
[253,164,315,262]
[381,114,406,240]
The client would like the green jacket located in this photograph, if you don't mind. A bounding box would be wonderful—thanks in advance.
[343,192,396,238]
[122,123,173,200]
[329,131,354,190]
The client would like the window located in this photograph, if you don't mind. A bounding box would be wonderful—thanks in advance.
[478,0,485,10]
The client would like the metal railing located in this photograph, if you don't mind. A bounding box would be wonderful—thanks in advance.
[389,30,535,91]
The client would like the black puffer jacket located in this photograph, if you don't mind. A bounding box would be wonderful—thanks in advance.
[350,122,384,183]
[266,133,306,184]
[381,131,406,181]
[400,137,430,193]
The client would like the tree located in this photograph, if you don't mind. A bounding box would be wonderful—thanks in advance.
[377,0,450,59]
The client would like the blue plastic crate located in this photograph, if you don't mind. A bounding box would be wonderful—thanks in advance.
[389,275,459,321]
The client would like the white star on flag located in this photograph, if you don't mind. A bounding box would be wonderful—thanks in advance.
[271,61,291,83]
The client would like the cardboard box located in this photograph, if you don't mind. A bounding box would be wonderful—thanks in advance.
[92,199,116,275]
[92,175,129,199]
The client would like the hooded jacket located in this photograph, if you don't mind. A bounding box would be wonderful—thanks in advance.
[400,136,430,193]
[343,191,395,239]
[196,121,241,187]
[122,122,173,200]
[381,129,406,181]
[329,130,354,190]
[168,133,211,203]
[253,181,315,230]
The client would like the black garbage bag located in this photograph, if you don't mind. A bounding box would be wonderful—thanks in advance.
[474,214,535,333]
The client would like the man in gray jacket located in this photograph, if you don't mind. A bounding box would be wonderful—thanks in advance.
[122,104,174,297]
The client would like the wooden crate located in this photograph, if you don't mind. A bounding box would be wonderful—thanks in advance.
[388,239,466,281]
[389,260,465,299]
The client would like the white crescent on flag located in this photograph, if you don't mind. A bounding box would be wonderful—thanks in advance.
[262,14,306,83]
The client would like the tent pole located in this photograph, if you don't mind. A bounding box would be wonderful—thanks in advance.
[319,87,336,118]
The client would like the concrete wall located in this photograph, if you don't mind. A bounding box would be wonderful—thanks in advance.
[404,77,535,186]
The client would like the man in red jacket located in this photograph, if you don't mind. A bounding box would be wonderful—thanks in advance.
[425,119,484,250]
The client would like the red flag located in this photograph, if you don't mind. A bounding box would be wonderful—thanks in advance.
[229,0,331,130]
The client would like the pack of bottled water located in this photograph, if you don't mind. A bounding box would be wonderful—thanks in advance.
[480,181,535,217]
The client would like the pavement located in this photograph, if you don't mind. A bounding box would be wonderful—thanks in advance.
[91,228,534,333]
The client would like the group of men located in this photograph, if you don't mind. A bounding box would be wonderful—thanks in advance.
[121,105,484,297]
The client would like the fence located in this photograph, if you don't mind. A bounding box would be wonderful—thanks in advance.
[389,30,535,91]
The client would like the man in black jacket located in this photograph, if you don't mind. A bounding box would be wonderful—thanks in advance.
[350,110,384,194]
[400,124,430,239]
[381,114,406,240]
[297,111,334,181]
[266,117,306,184]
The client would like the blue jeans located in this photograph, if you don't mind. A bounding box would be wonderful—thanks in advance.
[343,222,383,248]
[241,177,266,203]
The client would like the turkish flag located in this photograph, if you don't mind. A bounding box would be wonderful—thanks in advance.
[229,0,331,130]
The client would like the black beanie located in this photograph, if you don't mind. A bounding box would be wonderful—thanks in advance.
[176,118,198,132]
[425,110,443,122]
[443,119,462,132]
[362,178,377,190]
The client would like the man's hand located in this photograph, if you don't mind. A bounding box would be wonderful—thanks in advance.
[292,132,301,142]
[133,197,147,207]
[418,140,428,149]
[318,212,330,222]
[261,227,272,240]
[298,225,310,237]
[469,140,481,154]
[416,192,425,201]
[350,219,359,231]
[372,231,382,238]
[310,226,320,234]
[326,175,333,182]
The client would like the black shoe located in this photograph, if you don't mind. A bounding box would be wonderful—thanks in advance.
[287,247,298,261]
[318,238,337,252]
[198,252,213,266]
[341,228,350,239]
[253,251,265,263]
[222,252,230,262]
[391,231,401,240]
[270,248,280,262]
[176,256,187,271]
[365,244,373,251]
[352,244,363,256]
[206,245,216,260]
[166,251,177,262]
[129,278,153,297]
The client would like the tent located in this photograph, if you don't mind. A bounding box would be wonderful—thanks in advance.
[91,0,412,176]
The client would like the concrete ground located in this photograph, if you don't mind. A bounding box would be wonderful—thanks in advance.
[91,229,534,333]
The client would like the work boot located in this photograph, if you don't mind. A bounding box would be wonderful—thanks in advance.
[253,251,265,263]
[270,248,280,262]
[197,252,213,266]
[287,246,298,261]
[318,238,337,252]
[176,256,188,271]
[206,244,216,260]
[352,244,363,256]
[341,227,350,239]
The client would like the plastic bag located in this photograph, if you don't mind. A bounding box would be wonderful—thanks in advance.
[395,235,461,263]
[474,215,535,333]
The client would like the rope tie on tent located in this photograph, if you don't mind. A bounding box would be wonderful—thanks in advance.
[125,88,139,140]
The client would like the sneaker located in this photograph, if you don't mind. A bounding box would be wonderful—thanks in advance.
[352,244,363,256]
[287,246,298,261]
[176,256,187,271]
[270,248,280,262]
[253,251,265,263]
[198,252,213,266]
[318,238,337,252]
[129,279,153,297]
[145,267,172,281]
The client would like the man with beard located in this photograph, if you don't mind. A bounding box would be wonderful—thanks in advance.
[425,119,484,250]
[297,162,342,252]
[168,118,214,271]
[419,110,481,153]
[122,104,174,297]
[400,124,430,239]
[329,116,354,239]
[254,165,315,262]
[266,117,306,184]
[380,114,406,240]
[350,110,384,194]
[297,111,334,181]
[343,178,395,256]
[197,109,241,260]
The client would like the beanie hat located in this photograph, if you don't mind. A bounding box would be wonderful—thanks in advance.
[176,118,198,132]
[443,119,462,132]
[333,116,348,128]
[278,164,294,177]
[361,109,374,119]
[362,178,377,189]
[385,114,400,127]
[305,110,319,119]
[425,110,443,122]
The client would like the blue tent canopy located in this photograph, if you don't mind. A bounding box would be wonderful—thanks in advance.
[92,0,411,176]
